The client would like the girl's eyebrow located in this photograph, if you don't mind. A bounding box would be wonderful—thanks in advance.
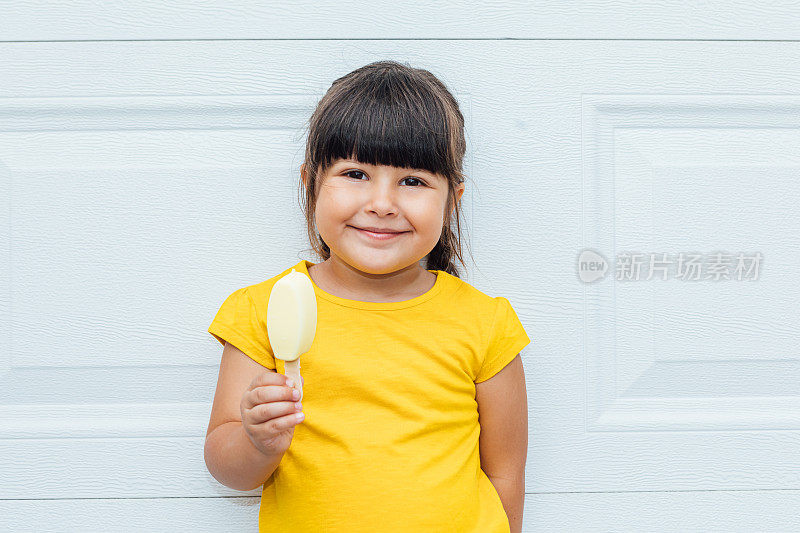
[335,160,442,180]
[340,160,433,175]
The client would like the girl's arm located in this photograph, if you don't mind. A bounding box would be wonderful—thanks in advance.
[476,353,528,533]
[204,342,285,491]
[205,420,284,491]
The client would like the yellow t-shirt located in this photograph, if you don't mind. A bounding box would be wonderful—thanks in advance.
[208,259,531,533]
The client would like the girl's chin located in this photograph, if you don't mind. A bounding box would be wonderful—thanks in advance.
[335,250,418,269]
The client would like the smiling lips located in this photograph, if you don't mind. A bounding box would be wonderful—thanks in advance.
[351,226,408,241]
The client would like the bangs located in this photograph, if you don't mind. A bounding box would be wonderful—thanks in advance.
[311,81,455,179]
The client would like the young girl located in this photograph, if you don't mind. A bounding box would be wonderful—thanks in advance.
[204,60,530,533]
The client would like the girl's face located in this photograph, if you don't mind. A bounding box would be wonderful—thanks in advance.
[304,158,464,275]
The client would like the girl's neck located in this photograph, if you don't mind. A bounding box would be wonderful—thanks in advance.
[307,256,436,303]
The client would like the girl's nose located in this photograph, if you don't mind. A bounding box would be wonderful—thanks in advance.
[365,185,398,214]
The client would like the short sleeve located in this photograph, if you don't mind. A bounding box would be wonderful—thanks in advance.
[475,297,531,383]
[208,287,276,370]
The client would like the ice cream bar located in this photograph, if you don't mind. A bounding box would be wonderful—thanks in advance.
[266,268,317,401]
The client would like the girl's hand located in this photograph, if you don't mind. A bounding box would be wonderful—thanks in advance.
[240,372,305,457]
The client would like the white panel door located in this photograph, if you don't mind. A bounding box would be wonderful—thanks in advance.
[2,26,800,533]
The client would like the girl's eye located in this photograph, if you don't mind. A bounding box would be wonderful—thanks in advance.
[402,177,426,187]
[343,170,367,180]
[342,170,426,187]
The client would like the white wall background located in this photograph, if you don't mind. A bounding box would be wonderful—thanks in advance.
[2,1,800,531]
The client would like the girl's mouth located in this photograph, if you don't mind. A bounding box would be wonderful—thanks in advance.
[350,226,408,241]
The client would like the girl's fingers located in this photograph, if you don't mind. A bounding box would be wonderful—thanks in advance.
[250,401,299,425]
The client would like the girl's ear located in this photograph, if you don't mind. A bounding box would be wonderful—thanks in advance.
[300,164,308,188]
[455,181,465,202]
[449,182,466,217]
